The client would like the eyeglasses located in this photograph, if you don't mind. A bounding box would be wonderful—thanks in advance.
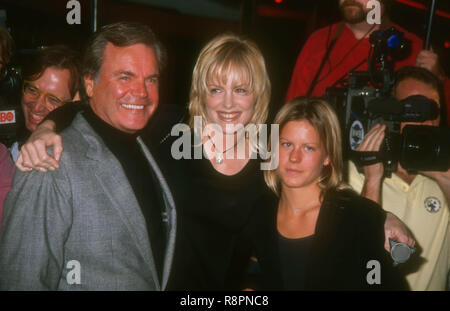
[22,80,70,108]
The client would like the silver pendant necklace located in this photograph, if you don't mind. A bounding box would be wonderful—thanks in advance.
[216,153,225,165]
[207,135,238,165]
[214,141,236,164]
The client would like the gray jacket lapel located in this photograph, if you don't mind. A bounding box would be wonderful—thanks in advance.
[74,114,162,290]
[137,137,177,291]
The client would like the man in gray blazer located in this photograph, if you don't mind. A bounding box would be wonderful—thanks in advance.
[0,22,176,290]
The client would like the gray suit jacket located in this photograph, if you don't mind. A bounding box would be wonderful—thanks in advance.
[0,113,177,290]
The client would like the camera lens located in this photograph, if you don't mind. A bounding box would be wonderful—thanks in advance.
[401,125,450,171]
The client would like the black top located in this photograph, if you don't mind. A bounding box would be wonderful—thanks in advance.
[81,106,167,280]
[166,152,267,290]
[243,189,409,290]
[278,233,314,290]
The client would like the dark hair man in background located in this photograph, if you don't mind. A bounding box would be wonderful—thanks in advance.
[8,45,80,162]
[286,0,450,123]
[0,22,176,290]
[348,66,449,290]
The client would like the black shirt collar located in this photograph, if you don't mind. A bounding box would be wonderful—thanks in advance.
[82,105,140,152]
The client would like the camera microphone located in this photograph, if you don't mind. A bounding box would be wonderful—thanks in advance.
[0,63,23,148]
[389,239,416,267]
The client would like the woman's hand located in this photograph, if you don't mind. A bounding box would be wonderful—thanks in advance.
[16,120,62,172]
[384,212,415,252]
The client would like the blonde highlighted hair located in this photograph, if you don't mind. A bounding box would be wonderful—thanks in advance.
[188,33,270,127]
[264,97,350,197]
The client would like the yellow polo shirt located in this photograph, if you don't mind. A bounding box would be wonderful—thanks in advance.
[348,161,450,290]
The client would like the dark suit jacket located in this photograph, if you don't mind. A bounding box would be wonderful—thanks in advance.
[244,189,409,290]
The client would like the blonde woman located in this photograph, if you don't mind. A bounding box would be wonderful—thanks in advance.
[162,33,272,289]
[244,98,408,290]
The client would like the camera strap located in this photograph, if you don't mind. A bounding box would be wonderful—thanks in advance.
[352,150,383,167]
[306,22,345,98]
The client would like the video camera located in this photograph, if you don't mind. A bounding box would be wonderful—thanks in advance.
[0,62,23,148]
[326,27,450,177]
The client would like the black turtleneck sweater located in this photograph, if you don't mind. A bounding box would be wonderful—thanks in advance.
[82,107,167,280]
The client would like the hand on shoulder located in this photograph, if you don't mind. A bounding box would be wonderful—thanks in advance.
[16,120,62,172]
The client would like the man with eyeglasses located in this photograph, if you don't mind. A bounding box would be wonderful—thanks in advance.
[9,45,80,161]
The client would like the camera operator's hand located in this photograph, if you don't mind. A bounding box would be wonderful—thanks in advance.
[419,169,450,205]
[416,49,441,79]
[355,124,415,251]
[356,123,386,203]
[16,120,61,172]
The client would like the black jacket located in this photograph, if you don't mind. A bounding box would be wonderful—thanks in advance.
[244,189,409,290]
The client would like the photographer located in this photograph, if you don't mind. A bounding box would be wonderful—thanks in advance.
[348,66,449,290]
[286,0,450,124]
[7,45,80,161]
[0,26,21,153]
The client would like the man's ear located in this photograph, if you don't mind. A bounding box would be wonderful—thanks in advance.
[84,75,95,98]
